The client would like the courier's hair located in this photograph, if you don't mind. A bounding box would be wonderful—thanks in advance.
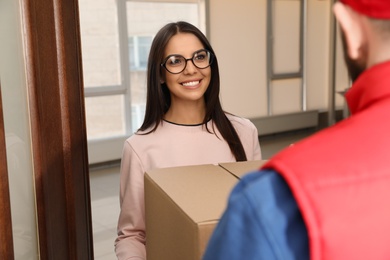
[138,21,247,161]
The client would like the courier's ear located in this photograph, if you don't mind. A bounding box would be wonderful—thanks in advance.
[333,2,366,60]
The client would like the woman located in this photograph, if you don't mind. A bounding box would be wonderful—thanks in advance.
[115,21,262,260]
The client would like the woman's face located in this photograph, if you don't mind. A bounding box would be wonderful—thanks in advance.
[162,33,211,105]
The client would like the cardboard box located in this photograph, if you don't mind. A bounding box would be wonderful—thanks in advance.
[144,160,266,260]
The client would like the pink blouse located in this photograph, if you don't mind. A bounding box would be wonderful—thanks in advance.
[115,114,262,259]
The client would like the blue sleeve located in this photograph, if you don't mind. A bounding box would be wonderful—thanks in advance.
[203,169,309,260]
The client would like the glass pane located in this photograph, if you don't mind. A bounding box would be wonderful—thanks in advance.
[79,0,121,88]
[126,1,201,133]
[85,95,125,139]
[0,0,38,258]
[129,36,153,70]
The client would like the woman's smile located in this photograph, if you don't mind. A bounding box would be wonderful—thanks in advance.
[181,79,201,88]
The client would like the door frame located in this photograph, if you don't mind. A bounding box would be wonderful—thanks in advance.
[20,0,93,259]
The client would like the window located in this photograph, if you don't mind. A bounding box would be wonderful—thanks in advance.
[129,36,153,70]
[79,0,207,164]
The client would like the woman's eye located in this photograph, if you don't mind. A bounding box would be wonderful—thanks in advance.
[168,57,182,66]
[195,55,205,61]
[194,51,208,61]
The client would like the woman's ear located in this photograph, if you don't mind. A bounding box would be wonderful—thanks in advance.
[333,2,366,60]
[160,73,165,84]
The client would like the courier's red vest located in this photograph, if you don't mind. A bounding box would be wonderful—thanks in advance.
[263,61,390,260]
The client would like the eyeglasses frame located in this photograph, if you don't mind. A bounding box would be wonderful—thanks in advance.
[160,49,214,74]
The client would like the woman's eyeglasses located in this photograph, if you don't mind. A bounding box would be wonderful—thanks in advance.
[161,49,214,74]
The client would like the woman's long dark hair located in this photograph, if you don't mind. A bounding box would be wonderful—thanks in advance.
[138,21,247,161]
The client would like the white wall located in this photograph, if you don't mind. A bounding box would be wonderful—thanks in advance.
[208,0,349,119]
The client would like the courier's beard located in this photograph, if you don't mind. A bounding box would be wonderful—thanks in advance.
[341,32,367,82]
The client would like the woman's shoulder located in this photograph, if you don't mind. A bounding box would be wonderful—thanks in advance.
[124,125,157,145]
[224,113,259,137]
[225,113,255,129]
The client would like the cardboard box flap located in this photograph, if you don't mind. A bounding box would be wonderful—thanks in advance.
[219,160,267,179]
[146,164,238,223]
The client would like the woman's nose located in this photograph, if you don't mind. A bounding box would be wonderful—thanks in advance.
[183,59,197,74]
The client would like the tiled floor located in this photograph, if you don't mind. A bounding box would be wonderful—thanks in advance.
[90,165,121,260]
[89,128,317,259]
